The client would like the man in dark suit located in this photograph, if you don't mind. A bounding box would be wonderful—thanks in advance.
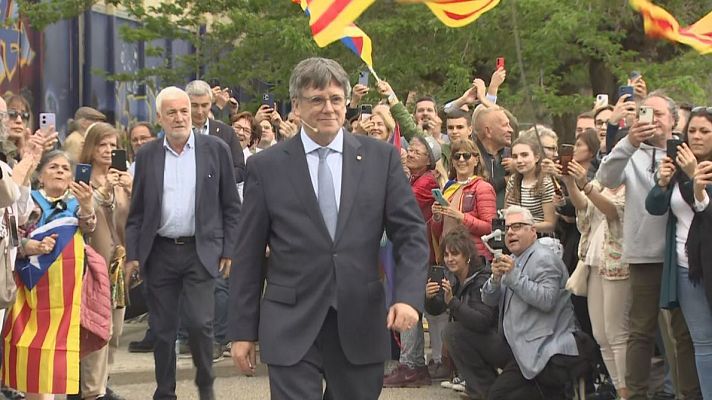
[125,86,241,400]
[229,57,429,399]
[186,79,245,183]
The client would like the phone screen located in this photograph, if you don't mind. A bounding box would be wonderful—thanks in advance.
[559,144,574,175]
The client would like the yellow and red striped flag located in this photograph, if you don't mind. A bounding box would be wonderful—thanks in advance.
[400,0,501,28]
[2,217,84,394]
[300,0,376,47]
[630,0,712,54]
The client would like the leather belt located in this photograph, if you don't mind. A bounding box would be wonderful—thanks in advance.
[157,235,195,245]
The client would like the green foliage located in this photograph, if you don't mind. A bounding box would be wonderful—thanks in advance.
[18,0,712,138]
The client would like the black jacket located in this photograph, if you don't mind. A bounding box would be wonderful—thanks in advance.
[425,267,497,333]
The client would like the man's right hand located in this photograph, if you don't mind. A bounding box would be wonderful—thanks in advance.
[658,157,676,188]
[231,341,257,376]
[610,94,636,125]
[627,121,656,148]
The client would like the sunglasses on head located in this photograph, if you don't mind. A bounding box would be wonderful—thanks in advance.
[7,110,30,121]
[691,106,712,115]
[453,152,475,161]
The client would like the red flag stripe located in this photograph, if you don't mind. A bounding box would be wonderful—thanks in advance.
[441,0,496,21]
[25,271,53,393]
[311,0,353,35]
[52,240,79,394]
[3,290,31,390]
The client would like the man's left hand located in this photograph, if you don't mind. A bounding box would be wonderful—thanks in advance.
[386,302,418,332]
[219,257,232,278]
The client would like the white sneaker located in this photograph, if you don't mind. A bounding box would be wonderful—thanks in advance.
[452,379,467,392]
[443,376,465,390]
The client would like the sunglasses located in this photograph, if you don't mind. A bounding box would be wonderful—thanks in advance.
[8,110,30,121]
[691,106,712,114]
[453,152,476,161]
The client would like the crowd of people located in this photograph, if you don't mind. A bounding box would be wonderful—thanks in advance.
[0,55,709,400]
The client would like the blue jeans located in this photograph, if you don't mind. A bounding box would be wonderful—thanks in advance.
[677,266,712,399]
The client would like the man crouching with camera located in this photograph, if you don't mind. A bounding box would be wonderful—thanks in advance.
[475,205,595,400]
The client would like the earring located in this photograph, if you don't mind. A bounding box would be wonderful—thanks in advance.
[467,258,471,263]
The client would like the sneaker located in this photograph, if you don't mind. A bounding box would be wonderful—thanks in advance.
[452,379,467,392]
[177,341,191,359]
[1,387,24,400]
[222,342,232,357]
[650,392,676,400]
[382,365,431,388]
[101,387,126,400]
[212,342,224,363]
[441,376,463,389]
[127,338,154,353]
[427,360,451,381]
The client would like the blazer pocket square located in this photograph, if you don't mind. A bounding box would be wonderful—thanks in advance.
[263,283,297,305]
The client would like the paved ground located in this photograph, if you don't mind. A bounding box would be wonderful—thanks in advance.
[98,320,456,400]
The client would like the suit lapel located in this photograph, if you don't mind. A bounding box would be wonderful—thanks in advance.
[284,136,331,240]
[195,134,208,208]
[334,133,363,244]
[153,140,166,209]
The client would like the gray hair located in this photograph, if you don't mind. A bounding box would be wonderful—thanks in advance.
[38,150,74,174]
[644,90,679,129]
[524,124,558,143]
[185,80,213,100]
[504,205,535,225]
[155,86,190,113]
[289,57,351,101]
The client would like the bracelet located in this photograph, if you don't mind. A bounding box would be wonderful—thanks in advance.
[576,181,588,191]
[584,183,594,195]
[77,209,96,219]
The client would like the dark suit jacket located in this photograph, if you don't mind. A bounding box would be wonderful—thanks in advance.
[208,119,245,183]
[125,133,241,277]
[228,132,429,366]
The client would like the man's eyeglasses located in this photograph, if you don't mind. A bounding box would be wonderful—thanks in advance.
[301,95,346,109]
[233,126,252,134]
[7,110,30,121]
[453,152,475,161]
[504,222,532,232]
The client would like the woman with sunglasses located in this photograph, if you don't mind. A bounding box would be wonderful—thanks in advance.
[646,106,712,399]
[4,94,32,156]
[431,139,496,263]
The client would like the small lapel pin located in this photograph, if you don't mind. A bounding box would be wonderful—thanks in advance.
[208,174,213,178]
[356,155,362,161]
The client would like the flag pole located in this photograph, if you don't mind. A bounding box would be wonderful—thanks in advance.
[367,65,381,82]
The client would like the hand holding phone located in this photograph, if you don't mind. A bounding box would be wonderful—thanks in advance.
[618,86,634,101]
[262,93,275,108]
[75,163,92,185]
[558,144,574,175]
[39,113,56,136]
[360,104,372,121]
[496,57,505,70]
[432,188,449,207]
[358,70,370,87]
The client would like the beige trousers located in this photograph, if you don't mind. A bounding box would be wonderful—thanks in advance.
[80,307,125,398]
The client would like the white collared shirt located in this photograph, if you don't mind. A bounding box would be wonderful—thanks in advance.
[301,128,343,209]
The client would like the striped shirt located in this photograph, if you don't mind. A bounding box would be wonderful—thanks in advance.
[505,176,555,223]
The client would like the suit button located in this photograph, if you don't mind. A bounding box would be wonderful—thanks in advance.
[332,253,337,258]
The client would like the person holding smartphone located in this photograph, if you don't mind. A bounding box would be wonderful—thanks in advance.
[646,106,712,399]
[77,122,132,400]
[424,227,496,399]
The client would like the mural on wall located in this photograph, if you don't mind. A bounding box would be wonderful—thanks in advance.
[0,0,36,90]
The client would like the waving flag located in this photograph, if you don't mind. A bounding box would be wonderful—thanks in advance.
[298,0,375,67]
[400,0,500,28]
[300,0,376,47]
[3,217,84,394]
[630,0,712,54]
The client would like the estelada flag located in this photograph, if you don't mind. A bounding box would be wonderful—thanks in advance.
[297,0,375,67]
[2,217,84,394]
[402,0,501,28]
[300,0,376,47]
[630,0,712,54]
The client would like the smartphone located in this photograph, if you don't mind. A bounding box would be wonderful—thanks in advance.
[360,104,372,121]
[75,163,92,185]
[559,144,574,175]
[496,57,505,70]
[428,265,445,283]
[358,70,369,87]
[261,93,274,108]
[639,106,654,124]
[595,94,609,108]
[39,113,56,135]
[432,188,449,206]
[8,215,18,248]
[111,149,127,172]
[618,85,634,101]
[490,218,506,251]
[667,138,683,161]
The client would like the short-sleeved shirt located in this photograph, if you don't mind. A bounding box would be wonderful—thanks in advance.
[505,175,555,223]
